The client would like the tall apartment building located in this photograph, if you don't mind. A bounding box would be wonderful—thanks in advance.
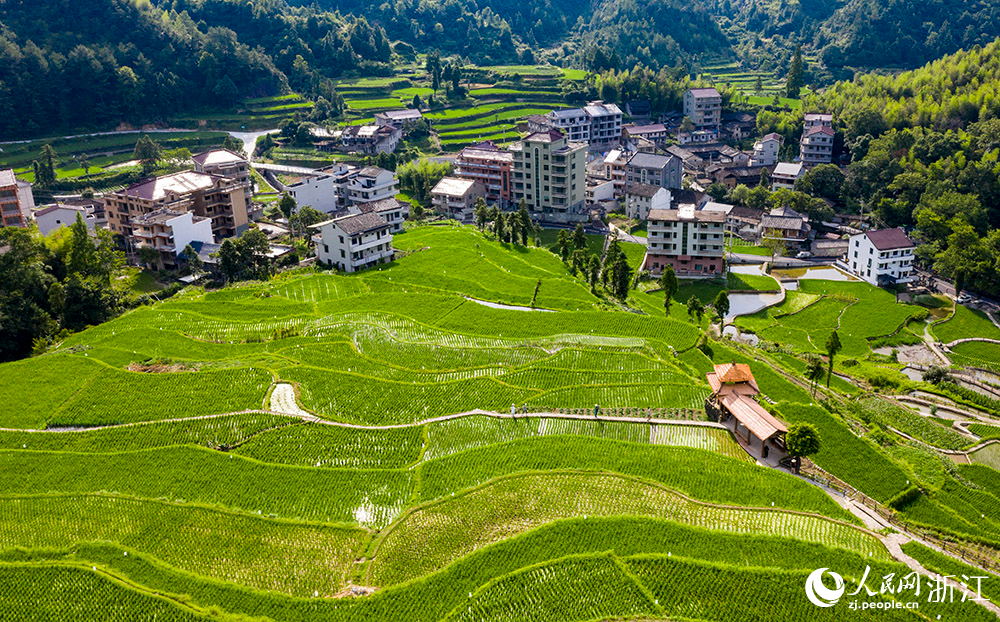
[192,149,253,214]
[534,101,623,148]
[846,228,915,286]
[625,152,683,191]
[348,167,399,205]
[105,171,249,247]
[510,130,588,223]
[683,88,722,131]
[133,209,215,270]
[643,204,726,276]
[0,169,33,228]
[800,113,834,168]
[455,141,513,205]
[313,212,394,273]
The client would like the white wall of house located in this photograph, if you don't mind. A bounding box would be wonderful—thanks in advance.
[847,233,916,286]
[315,221,394,273]
[625,188,671,221]
[167,212,215,255]
[35,207,95,237]
[287,176,340,213]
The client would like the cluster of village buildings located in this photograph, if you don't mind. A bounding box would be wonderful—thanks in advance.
[1,86,915,285]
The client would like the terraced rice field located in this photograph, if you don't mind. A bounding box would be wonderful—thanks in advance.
[9,223,996,621]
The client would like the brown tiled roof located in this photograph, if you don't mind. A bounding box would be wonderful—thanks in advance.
[625,183,662,198]
[866,228,914,250]
[192,149,245,166]
[356,198,403,214]
[524,129,565,143]
[332,212,389,235]
[714,362,755,384]
[720,393,787,440]
[117,171,222,201]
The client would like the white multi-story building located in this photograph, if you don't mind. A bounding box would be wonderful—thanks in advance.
[846,228,916,286]
[643,204,726,276]
[624,183,670,221]
[540,101,623,148]
[348,197,408,234]
[313,212,395,273]
[133,209,215,270]
[583,101,624,148]
[349,167,399,205]
[0,169,32,228]
[510,130,588,223]
[771,162,805,190]
[800,113,834,168]
[750,133,782,167]
[683,88,722,131]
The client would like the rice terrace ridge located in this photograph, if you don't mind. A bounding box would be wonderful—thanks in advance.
[2,0,1000,619]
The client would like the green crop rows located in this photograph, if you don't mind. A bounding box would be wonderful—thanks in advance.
[13,223,1000,620]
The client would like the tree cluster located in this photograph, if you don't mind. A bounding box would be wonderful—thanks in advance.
[0,216,127,361]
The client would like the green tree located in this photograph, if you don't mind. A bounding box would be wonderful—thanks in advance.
[474,197,489,230]
[713,290,730,323]
[181,244,203,273]
[221,135,246,157]
[133,135,161,174]
[573,223,587,250]
[825,330,842,388]
[557,230,571,261]
[785,45,804,99]
[679,116,694,133]
[686,295,704,322]
[759,167,771,188]
[805,354,825,397]
[517,201,531,245]
[587,254,601,293]
[611,255,632,301]
[278,193,297,221]
[35,145,57,187]
[786,422,821,458]
[137,245,160,268]
[659,266,678,315]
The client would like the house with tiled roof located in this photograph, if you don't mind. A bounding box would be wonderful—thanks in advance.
[800,113,835,168]
[312,211,395,273]
[846,228,916,286]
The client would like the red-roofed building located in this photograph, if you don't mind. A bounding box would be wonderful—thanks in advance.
[706,363,787,455]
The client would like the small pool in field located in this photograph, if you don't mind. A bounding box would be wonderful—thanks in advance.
[772,266,859,282]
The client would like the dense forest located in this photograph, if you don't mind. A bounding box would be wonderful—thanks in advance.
[0,0,392,138]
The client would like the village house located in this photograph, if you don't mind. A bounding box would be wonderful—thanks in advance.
[800,113,834,168]
[374,109,423,129]
[192,149,254,214]
[431,177,487,220]
[533,101,623,148]
[624,183,671,221]
[313,212,395,272]
[771,162,805,190]
[104,171,249,250]
[348,197,408,234]
[454,141,513,206]
[846,228,916,286]
[33,204,98,237]
[712,165,772,190]
[750,133,782,167]
[132,209,215,270]
[348,167,399,205]
[283,164,358,214]
[341,124,402,155]
[760,206,811,250]
[0,169,33,228]
[622,123,669,143]
[643,204,726,276]
[726,205,765,240]
[625,152,683,191]
[510,130,588,223]
[683,88,722,134]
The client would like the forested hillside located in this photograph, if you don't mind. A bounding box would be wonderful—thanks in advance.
[797,40,1000,293]
[816,0,1000,77]
[0,0,392,138]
